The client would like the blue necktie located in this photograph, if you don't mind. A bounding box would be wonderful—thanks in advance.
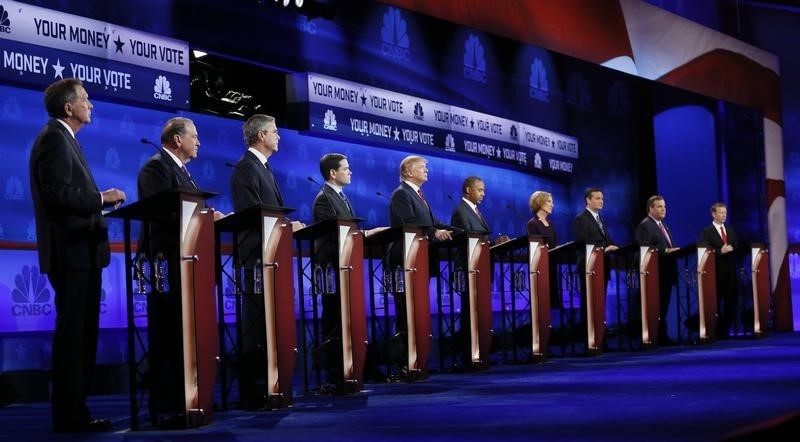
[339,191,353,215]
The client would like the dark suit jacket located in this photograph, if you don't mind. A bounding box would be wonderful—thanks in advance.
[635,216,675,253]
[573,209,615,248]
[230,150,284,267]
[450,199,489,236]
[635,216,677,284]
[312,184,355,265]
[698,223,739,270]
[30,119,108,272]
[230,150,283,209]
[389,182,449,240]
[136,149,196,257]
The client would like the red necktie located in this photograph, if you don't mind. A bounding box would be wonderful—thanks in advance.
[720,225,728,244]
[658,222,673,248]
[417,188,429,207]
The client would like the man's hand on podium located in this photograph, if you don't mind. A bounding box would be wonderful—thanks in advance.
[101,188,126,209]
[665,247,680,254]
[363,226,389,237]
[604,244,619,252]
[434,229,453,241]
[290,220,305,232]
[212,210,226,221]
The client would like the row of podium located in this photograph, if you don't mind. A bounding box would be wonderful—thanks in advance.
[108,189,772,430]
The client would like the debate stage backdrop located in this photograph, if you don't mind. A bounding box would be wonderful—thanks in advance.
[0,0,778,373]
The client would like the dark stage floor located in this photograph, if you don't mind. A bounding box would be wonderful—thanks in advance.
[3,332,800,441]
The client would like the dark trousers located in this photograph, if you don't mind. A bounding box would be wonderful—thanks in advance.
[48,267,102,428]
[658,257,677,342]
[238,268,267,406]
[716,261,738,337]
[146,256,185,416]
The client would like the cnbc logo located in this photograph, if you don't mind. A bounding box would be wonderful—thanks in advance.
[380,7,410,62]
[463,34,487,83]
[530,58,549,102]
[153,75,172,101]
[0,6,12,34]
[323,109,337,131]
[11,266,53,317]
[413,102,424,121]
[444,133,455,153]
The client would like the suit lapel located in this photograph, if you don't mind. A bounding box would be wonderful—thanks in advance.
[57,123,97,191]
[250,151,284,206]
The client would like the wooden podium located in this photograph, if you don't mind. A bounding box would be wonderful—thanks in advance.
[215,204,297,409]
[491,235,551,362]
[584,243,606,354]
[750,244,771,336]
[639,246,660,347]
[431,231,492,369]
[696,245,718,342]
[108,188,218,430]
[294,218,367,393]
[365,226,430,381]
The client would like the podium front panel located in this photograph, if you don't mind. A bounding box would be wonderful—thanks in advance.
[751,246,770,336]
[260,213,297,406]
[639,246,660,346]
[696,247,717,341]
[585,245,606,352]
[528,240,551,358]
[466,235,492,364]
[179,205,218,426]
[338,222,367,388]
[403,229,430,377]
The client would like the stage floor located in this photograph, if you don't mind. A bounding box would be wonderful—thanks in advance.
[2,332,800,441]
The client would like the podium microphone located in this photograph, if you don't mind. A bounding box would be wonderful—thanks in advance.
[507,203,528,233]
[140,138,161,152]
[376,191,390,201]
[308,176,337,217]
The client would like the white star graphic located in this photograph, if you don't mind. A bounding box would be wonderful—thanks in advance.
[393,127,400,140]
[52,59,65,79]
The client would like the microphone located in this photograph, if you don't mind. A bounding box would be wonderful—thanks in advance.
[447,193,456,202]
[140,138,161,152]
[507,203,527,220]
[225,161,236,168]
[376,191,390,201]
[308,176,338,218]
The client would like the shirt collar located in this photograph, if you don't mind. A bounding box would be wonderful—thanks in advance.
[325,182,343,193]
[712,221,725,229]
[162,147,184,168]
[403,180,421,193]
[56,119,75,139]
[462,197,478,211]
[248,147,268,166]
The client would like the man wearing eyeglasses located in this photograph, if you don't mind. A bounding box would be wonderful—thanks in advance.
[230,114,302,409]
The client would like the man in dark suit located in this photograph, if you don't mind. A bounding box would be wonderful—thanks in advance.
[572,187,619,349]
[572,187,618,253]
[229,114,302,408]
[29,78,125,433]
[635,195,680,345]
[387,155,453,368]
[448,176,507,366]
[311,153,356,387]
[137,116,221,426]
[698,202,740,339]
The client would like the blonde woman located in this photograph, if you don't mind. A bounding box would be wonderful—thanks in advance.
[526,191,557,248]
